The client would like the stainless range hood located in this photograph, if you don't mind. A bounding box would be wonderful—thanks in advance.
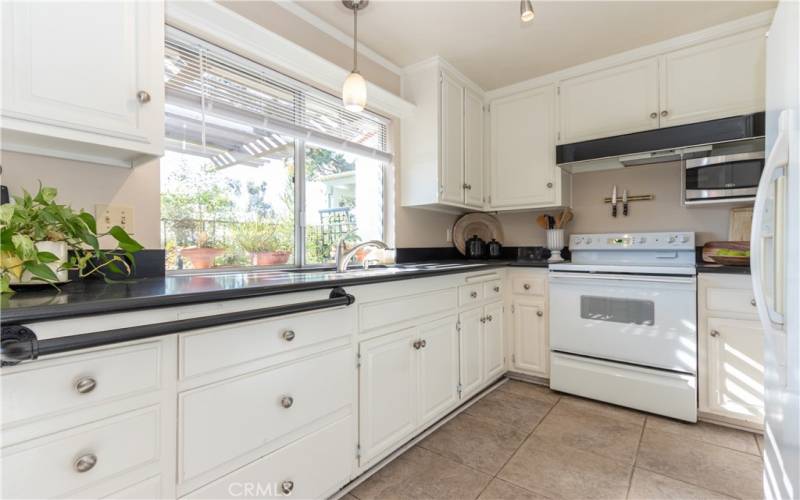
[557,112,764,173]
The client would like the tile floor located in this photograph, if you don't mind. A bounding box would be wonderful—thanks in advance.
[348,380,763,500]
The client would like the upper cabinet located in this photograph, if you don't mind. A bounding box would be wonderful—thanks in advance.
[489,84,570,210]
[659,28,766,128]
[559,58,660,144]
[401,60,484,212]
[558,27,766,144]
[1,1,164,167]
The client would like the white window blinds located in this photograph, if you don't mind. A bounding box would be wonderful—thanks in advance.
[164,26,392,166]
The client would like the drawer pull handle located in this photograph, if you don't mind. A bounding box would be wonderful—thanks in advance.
[281,480,295,495]
[282,330,296,342]
[75,377,97,394]
[493,286,500,292]
[73,453,97,473]
[751,299,756,307]
[536,310,544,317]
[523,283,531,290]
[280,396,294,409]
[470,291,478,298]
[710,330,720,337]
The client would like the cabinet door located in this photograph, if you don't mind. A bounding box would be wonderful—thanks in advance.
[464,88,484,208]
[1,1,163,150]
[359,328,418,465]
[660,28,766,127]
[490,84,557,209]
[559,58,659,143]
[458,308,484,398]
[418,316,459,426]
[703,317,765,424]
[512,298,548,377]
[440,72,465,205]
[483,302,505,381]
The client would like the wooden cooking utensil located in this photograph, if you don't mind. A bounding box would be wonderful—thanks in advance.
[536,214,549,230]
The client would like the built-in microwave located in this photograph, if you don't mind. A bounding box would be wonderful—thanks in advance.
[683,151,765,205]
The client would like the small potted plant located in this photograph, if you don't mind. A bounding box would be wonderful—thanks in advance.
[233,221,292,266]
[180,231,225,270]
[0,185,143,293]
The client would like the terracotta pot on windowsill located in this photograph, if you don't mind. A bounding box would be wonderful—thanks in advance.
[251,251,291,266]
[180,247,224,269]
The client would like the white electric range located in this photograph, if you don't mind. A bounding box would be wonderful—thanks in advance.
[548,232,698,422]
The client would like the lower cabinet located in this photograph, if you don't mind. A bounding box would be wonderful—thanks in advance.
[458,301,504,399]
[358,315,459,467]
[511,297,549,378]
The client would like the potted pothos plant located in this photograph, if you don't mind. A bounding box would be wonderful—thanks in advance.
[233,221,292,266]
[0,184,144,293]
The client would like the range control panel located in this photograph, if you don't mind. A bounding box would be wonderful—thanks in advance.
[569,232,696,251]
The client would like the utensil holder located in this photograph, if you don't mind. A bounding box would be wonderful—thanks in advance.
[546,229,565,263]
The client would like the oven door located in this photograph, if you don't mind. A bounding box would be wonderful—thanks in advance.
[548,272,697,374]
[684,151,764,201]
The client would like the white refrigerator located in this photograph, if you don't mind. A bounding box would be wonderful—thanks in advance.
[752,1,800,498]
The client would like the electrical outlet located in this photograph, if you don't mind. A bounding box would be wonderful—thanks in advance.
[95,204,135,234]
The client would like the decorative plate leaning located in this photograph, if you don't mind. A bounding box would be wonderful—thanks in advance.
[452,213,504,256]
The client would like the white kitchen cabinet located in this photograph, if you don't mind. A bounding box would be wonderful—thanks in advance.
[418,317,460,427]
[358,328,418,466]
[483,302,505,381]
[489,84,570,210]
[401,59,484,212]
[0,0,164,167]
[458,307,484,398]
[659,28,766,127]
[511,297,549,378]
[559,58,660,144]
[698,273,764,428]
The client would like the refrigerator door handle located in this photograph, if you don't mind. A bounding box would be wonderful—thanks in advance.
[751,109,791,329]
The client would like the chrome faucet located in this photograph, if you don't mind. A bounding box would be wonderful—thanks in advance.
[335,238,389,273]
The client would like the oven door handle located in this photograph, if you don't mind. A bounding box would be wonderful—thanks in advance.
[548,272,696,285]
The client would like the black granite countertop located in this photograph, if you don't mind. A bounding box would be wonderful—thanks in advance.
[2,260,539,325]
[696,263,751,275]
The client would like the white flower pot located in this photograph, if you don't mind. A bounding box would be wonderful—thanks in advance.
[8,241,69,285]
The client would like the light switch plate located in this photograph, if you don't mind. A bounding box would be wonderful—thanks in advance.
[95,204,135,234]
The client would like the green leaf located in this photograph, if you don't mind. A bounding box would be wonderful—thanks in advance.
[26,262,59,282]
[0,204,14,225]
[34,186,57,204]
[0,274,13,294]
[36,251,60,264]
[77,212,97,234]
[108,226,144,252]
[11,234,36,261]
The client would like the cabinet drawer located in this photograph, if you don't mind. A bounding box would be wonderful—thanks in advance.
[360,288,457,331]
[512,275,546,296]
[705,286,757,317]
[179,306,355,379]
[459,284,484,306]
[179,347,353,483]
[483,280,503,300]
[184,415,353,499]
[2,342,161,427]
[2,406,160,499]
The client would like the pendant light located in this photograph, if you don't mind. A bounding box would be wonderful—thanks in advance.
[342,0,368,112]
[520,0,535,22]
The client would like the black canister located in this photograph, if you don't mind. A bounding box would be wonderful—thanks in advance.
[487,238,502,259]
[465,234,486,259]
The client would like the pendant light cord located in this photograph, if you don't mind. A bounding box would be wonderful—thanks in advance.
[353,4,358,72]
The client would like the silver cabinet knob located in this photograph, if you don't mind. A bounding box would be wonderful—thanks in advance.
[420,339,427,348]
[75,377,97,394]
[751,299,757,307]
[523,283,531,290]
[470,291,478,298]
[546,182,553,188]
[281,480,294,495]
[486,314,493,322]
[480,316,486,324]
[537,310,544,317]
[73,453,97,473]
[280,395,294,408]
[463,183,472,190]
[650,112,658,119]
[136,90,151,103]
[710,330,720,337]
[661,110,669,117]
[413,340,422,350]
[493,286,500,292]
[281,330,296,342]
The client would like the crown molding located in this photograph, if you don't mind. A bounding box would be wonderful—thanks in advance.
[166,0,414,118]
[403,56,486,97]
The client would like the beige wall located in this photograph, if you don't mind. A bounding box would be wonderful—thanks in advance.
[0,151,162,249]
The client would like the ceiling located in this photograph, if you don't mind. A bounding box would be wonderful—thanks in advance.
[296,0,775,90]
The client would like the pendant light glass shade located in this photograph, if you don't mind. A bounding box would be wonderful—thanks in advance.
[520,0,535,22]
[342,71,367,112]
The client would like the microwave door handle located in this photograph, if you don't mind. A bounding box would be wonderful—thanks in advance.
[751,109,790,330]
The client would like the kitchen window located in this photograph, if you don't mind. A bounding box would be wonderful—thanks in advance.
[161,27,391,272]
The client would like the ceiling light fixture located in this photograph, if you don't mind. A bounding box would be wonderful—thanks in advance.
[520,0,535,22]
[342,0,368,112]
